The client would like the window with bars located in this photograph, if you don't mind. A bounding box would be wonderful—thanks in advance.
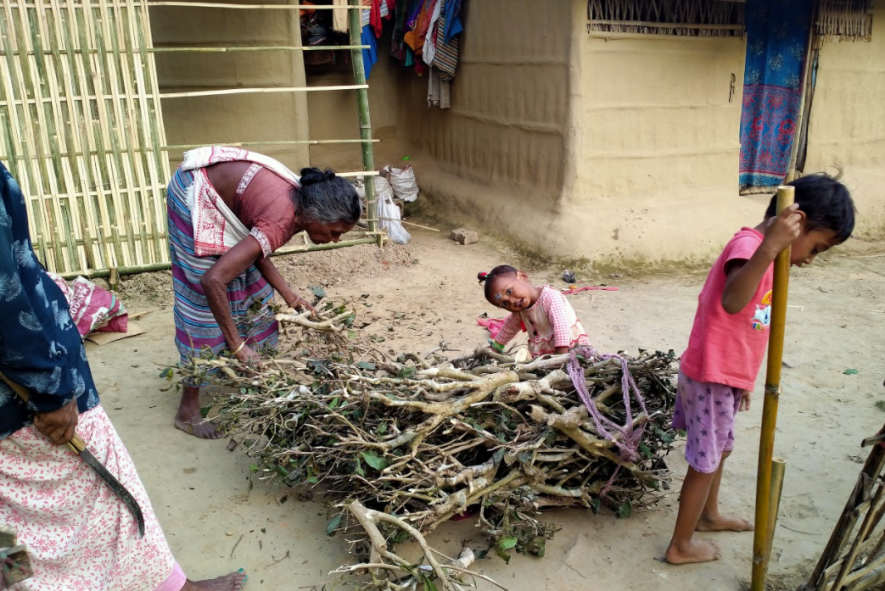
[815,0,874,43]
[587,0,745,38]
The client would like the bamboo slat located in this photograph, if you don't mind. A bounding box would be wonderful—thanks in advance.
[349,0,378,241]
[159,85,369,99]
[0,139,379,160]
[3,45,373,55]
[145,1,369,10]
[0,0,170,276]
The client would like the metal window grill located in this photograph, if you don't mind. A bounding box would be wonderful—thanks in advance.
[0,0,381,279]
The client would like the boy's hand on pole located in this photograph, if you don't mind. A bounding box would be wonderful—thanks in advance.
[762,203,801,258]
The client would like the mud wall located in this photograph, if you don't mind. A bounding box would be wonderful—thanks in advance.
[803,0,885,232]
[559,7,751,262]
[397,0,753,262]
[149,1,310,171]
[396,0,574,251]
[306,29,402,171]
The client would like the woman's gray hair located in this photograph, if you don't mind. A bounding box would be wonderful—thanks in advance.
[296,168,361,225]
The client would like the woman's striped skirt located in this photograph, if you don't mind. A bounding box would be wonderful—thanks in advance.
[166,168,278,365]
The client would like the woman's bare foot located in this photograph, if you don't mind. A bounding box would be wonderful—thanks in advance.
[174,386,223,439]
[696,513,754,532]
[665,539,721,565]
[181,570,247,591]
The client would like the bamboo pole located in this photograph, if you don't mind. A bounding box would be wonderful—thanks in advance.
[273,236,380,256]
[0,45,373,55]
[150,45,372,52]
[159,85,368,99]
[348,0,378,243]
[751,185,795,591]
[765,458,786,556]
[0,139,379,160]
[145,1,370,9]
[829,477,885,590]
[803,444,885,590]
[163,139,378,151]
[60,235,385,279]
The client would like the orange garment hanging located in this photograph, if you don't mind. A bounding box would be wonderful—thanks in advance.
[403,0,438,55]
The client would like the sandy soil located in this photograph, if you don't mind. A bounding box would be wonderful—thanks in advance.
[90,225,885,591]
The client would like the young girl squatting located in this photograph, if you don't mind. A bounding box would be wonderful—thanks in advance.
[478,266,589,357]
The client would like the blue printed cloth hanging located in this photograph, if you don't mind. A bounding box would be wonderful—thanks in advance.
[739,0,813,192]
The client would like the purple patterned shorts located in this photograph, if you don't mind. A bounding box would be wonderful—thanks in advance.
[671,370,743,474]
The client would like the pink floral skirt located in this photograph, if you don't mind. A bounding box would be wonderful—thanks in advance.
[0,406,177,591]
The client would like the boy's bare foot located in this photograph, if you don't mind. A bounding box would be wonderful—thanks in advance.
[696,513,754,532]
[665,539,721,565]
[181,570,247,591]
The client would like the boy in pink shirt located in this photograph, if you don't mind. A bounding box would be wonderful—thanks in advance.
[666,174,856,565]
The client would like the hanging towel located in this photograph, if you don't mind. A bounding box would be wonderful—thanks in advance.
[332,0,348,33]
[738,0,812,192]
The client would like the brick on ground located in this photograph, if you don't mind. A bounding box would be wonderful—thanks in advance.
[450,228,478,245]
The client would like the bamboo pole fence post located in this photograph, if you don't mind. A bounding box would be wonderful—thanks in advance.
[766,458,786,556]
[751,185,795,591]
[348,0,380,245]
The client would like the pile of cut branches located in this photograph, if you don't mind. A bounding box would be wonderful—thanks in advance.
[172,301,679,589]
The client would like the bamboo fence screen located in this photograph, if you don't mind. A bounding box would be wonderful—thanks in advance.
[1,0,382,278]
[0,0,171,278]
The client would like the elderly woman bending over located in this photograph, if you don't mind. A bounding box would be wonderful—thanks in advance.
[166,147,360,438]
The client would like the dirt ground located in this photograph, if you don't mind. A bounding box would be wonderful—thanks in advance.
[89,224,885,591]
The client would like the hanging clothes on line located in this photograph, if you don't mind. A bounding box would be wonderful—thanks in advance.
[431,0,461,81]
[422,0,443,65]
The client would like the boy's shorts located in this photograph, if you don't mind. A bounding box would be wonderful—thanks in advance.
[671,370,743,474]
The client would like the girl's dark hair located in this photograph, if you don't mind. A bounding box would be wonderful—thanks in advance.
[477,265,518,299]
[767,172,856,243]
[295,167,361,226]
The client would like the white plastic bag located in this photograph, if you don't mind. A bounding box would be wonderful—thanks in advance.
[375,176,411,244]
[385,165,419,203]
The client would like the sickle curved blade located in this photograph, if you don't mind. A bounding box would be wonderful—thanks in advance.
[78,448,146,537]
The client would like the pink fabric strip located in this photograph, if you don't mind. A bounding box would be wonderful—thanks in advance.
[155,562,187,591]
